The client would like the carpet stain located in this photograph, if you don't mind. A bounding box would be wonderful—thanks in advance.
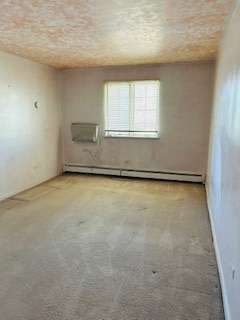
[78,221,85,227]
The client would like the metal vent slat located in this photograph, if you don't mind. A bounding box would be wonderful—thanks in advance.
[71,123,99,143]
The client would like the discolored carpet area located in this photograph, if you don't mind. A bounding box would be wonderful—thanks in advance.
[0,173,224,320]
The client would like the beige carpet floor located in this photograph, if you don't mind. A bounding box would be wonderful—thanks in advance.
[0,173,224,320]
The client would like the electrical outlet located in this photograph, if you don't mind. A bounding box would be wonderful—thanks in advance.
[231,260,235,280]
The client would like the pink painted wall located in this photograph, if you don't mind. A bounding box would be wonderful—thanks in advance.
[61,63,214,175]
[207,1,240,319]
[0,51,62,200]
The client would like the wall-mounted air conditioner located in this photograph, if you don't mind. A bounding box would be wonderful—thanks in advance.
[71,123,99,143]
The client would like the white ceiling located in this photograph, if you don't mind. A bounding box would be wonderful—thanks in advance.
[0,0,234,69]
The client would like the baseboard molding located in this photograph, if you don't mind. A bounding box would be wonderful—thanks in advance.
[205,184,231,320]
[0,171,62,202]
[63,164,205,183]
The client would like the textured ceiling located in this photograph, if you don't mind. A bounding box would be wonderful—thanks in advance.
[0,0,234,69]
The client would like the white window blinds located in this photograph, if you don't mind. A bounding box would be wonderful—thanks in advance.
[104,80,160,138]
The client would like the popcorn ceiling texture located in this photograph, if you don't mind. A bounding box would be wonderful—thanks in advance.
[0,0,234,69]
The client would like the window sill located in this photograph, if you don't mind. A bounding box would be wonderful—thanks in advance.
[104,135,160,139]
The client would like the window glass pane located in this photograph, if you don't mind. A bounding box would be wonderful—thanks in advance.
[146,84,158,97]
[133,82,158,134]
[107,84,129,131]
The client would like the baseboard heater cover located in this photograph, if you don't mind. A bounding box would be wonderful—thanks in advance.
[63,165,205,183]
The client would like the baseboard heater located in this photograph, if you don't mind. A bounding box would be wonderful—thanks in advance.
[63,164,205,183]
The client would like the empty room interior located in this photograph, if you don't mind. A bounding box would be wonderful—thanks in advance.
[0,0,239,319]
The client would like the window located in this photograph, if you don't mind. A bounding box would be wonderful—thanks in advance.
[104,80,160,138]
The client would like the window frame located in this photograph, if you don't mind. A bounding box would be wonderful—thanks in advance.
[104,80,160,139]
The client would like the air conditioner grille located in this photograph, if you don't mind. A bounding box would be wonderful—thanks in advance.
[71,123,99,143]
